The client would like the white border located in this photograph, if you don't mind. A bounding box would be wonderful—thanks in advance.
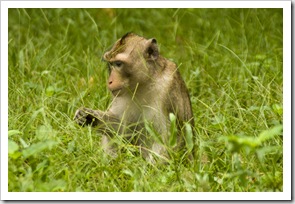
[1,0,9,200]
[1,0,291,201]
[282,1,292,199]
[1,192,292,200]
[0,1,291,8]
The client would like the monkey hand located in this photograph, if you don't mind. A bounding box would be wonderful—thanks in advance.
[73,107,102,127]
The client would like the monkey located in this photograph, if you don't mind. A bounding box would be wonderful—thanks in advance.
[74,32,194,162]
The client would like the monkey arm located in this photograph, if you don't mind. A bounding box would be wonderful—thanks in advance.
[74,107,143,141]
[168,71,195,127]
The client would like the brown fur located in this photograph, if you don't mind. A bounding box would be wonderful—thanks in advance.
[74,33,194,162]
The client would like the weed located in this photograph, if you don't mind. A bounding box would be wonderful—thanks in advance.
[8,8,283,192]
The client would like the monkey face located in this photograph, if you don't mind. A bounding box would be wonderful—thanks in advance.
[103,33,159,96]
[107,61,130,96]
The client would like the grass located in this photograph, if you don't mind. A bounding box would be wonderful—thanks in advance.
[7,8,283,192]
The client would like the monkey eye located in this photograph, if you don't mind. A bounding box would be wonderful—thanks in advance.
[113,61,123,68]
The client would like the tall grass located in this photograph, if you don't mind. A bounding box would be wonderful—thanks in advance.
[8,8,283,192]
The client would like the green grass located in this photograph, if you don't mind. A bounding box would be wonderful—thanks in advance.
[8,8,283,192]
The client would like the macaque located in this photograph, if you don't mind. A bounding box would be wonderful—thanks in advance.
[74,33,194,162]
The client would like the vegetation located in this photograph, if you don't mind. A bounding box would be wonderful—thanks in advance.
[8,8,283,192]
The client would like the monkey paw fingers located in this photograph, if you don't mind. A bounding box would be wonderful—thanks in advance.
[74,107,100,126]
[73,108,88,126]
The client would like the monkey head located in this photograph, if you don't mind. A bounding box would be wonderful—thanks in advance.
[103,33,160,96]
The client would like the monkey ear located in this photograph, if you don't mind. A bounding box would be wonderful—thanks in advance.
[146,38,159,60]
